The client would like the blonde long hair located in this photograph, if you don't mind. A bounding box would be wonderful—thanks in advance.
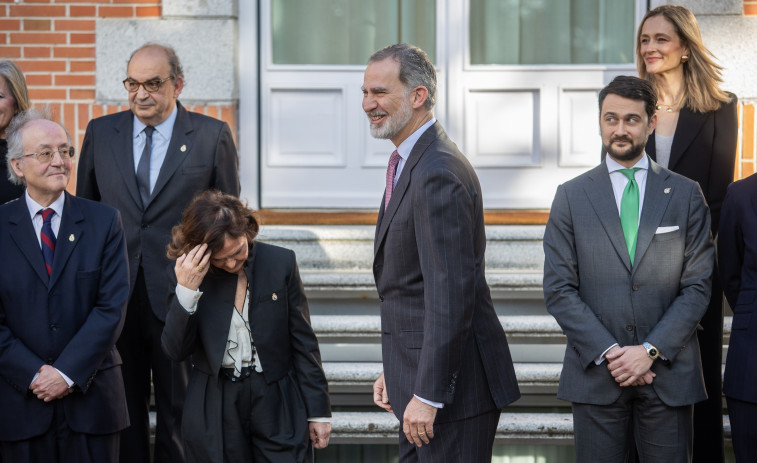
[636,5,732,113]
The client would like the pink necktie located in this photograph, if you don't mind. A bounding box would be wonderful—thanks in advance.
[385,150,401,210]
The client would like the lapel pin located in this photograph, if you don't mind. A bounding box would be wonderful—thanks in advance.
[664,187,671,194]
[180,145,187,152]
[272,293,278,301]
[69,234,75,242]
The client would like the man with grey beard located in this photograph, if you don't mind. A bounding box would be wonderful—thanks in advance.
[363,43,520,463]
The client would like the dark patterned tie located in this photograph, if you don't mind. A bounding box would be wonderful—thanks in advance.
[136,125,155,208]
[40,208,56,276]
[384,150,401,210]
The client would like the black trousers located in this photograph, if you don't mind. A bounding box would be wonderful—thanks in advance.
[0,400,119,463]
[397,409,500,463]
[118,269,190,463]
[726,396,757,463]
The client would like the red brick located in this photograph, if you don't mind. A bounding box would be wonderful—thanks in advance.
[70,33,95,45]
[15,60,67,72]
[55,74,95,86]
[70,60,95,72]
[23,46,51,58]
[10,33,67,45]
[19,0,53,3]
[113,0,159,3]
[53,47,95,58]
[136,6,161,17]
[54,20,96,31]
[9,5,66,16]
[70,6,96,17]
[24,19,51,31]
[743,162,756,177]
[56,0,111,3]
[98,6,134,17]
[0,20,21,31]
[69,89,95,100]
[25,74,52,86]
[0,46,21,58]
[62,103,75,133]
[92,104,104,119]
[746,4,757,15]
[29,88,67,100]
[0,35,7,45]
[78,103,90,132]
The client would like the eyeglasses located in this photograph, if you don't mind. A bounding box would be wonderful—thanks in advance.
[122,76,174,93]
[22,146,76,163]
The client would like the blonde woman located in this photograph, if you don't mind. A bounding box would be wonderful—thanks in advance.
[0,60,30,203]
[637,5,737,462]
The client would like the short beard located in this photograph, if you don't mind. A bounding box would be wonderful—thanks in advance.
[603,137,646,163]
[368,96,413,140]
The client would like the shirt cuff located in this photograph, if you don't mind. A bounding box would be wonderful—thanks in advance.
[595,343,619,365]
[30,368,75,388]
[176,284,203,313]
[307,417,331,423]
[414,394,444,409]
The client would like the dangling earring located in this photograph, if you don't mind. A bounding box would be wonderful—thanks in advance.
[681,55,689,63]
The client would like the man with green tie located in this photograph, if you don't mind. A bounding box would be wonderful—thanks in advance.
[543,76,715,462]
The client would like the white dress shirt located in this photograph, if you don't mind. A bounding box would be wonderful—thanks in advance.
[132,105,178,194]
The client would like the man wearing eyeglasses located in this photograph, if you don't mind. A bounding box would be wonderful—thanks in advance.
[0,110,130,462]
[76,43,239,463]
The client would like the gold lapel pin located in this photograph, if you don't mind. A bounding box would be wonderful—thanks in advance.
[69,234,75,242]
[664,187,671,194]
[180,145,187,152]
[272,293,278,301]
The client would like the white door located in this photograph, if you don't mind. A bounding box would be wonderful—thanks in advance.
[258,0,643,209]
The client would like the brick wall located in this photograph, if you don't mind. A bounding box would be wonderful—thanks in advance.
[745,0,757,15]
[0,1,237,192]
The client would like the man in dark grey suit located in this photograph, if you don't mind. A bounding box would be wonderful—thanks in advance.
[543,76,714,462]
[76,43,239,463]
[365,43,520,463]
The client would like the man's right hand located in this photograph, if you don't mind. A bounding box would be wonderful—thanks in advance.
[373,371,393,413]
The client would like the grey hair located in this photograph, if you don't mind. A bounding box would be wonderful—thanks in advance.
[369,43,436,111]
[6,108,72,186]
[127,42,185,81]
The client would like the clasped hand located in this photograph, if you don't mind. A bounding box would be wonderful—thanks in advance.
[30,364,73,402]
[606,345,656,387]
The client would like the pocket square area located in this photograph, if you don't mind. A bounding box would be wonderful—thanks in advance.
[655,226,680,234]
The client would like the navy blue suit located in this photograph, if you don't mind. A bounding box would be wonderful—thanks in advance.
[0,193,130,458]
[718,173,757,462]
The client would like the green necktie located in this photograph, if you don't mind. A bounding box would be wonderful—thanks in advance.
[619,168,641,265]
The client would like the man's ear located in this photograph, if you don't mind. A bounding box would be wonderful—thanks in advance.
[648,112,658,132]
[411,86,428,110]
[10,158,25,180]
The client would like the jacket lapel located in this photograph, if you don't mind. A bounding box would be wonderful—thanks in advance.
[668,107,707,170]
[149,102,192,207]
[111,111,143,210]
[199,268,237,374]
[48,193,84,290]
[584,164,633,272]
[632,161,673,274]
[7,197,49,285]
[373,122,440,258]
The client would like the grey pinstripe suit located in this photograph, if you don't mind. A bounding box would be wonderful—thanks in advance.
[373,122,520,459]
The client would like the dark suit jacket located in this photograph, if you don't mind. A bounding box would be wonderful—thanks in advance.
[646,97,737,235]
[161,242,330,463]
[76,101,240,320]
[718,173,757,403]
[373,122,520,424]
[543,159,714,406]
[0,193,130,441]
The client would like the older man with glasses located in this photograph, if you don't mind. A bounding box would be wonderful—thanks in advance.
[0,110,130,463]
[76,42,240,463]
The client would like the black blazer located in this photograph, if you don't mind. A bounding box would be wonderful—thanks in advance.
[718,173,757,403]
[646,96,738,235]
[161,242,331,462]
[76,102,240,320]
[0,193,130,441]
[373,122,520,424]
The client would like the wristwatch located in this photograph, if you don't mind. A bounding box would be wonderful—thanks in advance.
[643,342,659,360]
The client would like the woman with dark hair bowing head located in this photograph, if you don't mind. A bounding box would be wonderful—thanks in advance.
[0,60,30,203]
[637,5,737,462]
[161,190,331,463]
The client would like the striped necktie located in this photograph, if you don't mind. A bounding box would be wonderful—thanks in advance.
[384,150,401,210]
[40,208,56,276]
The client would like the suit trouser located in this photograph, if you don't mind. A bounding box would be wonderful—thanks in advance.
[118,268,190,463]
[572,385,693,463]
[726,397,757,463]
[0,399,119,463]
[397,409,500,463]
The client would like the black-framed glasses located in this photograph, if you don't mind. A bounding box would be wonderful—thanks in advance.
[22,146,76,163]
[122,76,174,93]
